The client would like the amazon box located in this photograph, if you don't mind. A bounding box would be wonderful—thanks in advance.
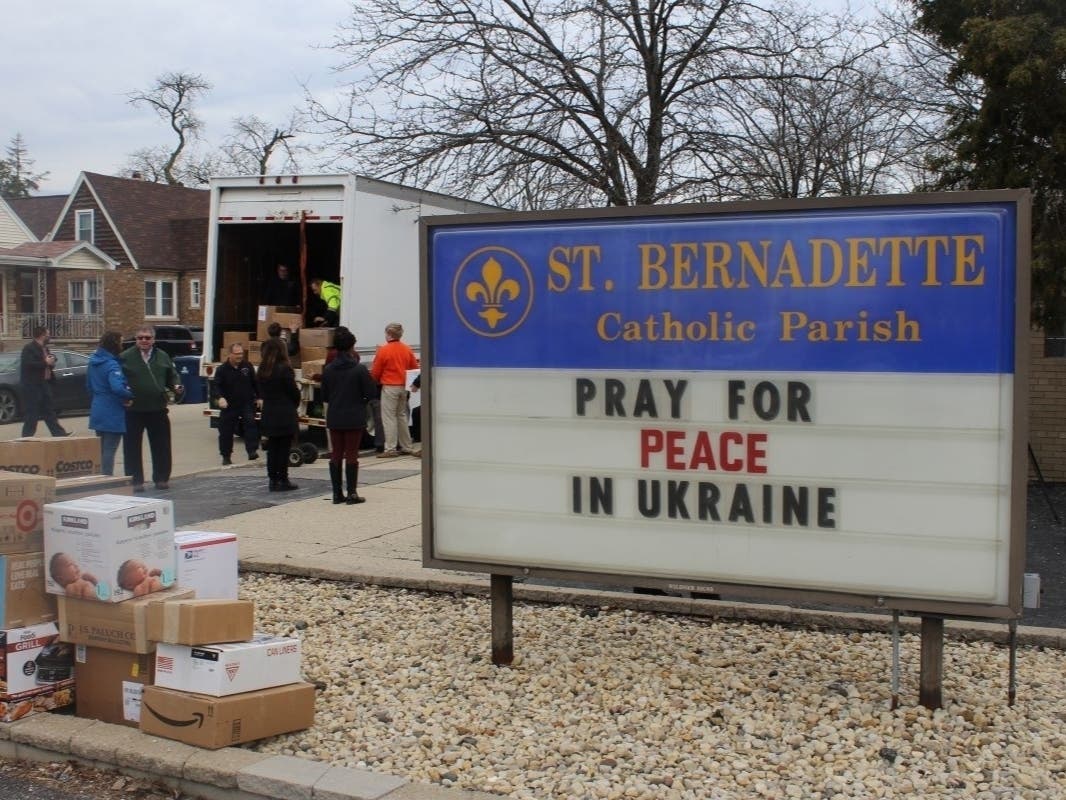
[0,472,56,554]
[154,634,301,696]
[0,551,55,628]
[140,682,315,749]
[73,646,153,727]
[0,436,101,479]
[0,622,76,721]
[146,599,254,646]
[44,494,176,602]
[57,586,195,654]
[174,531,238,600]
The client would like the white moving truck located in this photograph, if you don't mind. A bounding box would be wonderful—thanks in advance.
[200,174,499,454]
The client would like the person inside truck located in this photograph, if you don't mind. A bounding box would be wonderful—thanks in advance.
[308,278,340,327]
[265,263,301,307]
[267,321,300,358]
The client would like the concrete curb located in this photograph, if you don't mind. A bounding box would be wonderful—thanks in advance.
[240,559,1066,649]
[0,714,501,800]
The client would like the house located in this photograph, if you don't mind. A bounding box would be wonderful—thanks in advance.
[1,172,208,348]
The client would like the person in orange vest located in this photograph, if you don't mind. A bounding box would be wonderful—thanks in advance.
[370,322,419,458]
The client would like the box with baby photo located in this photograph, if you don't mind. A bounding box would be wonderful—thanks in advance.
[43,495,176,603]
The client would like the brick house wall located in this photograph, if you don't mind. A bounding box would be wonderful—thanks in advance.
[1028,328,1066,482]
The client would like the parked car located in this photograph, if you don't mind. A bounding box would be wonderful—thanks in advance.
[0,349,92,424]
[121,324,201,357]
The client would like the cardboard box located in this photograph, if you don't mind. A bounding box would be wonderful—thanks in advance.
[299,327,335,348]
[154,634,301,696]
[0,682,74,722]
[256,306,303,341]
[0,436,102,479]
[146,599,254,645]
[57,586,195,654]
[0,472,56,555]
[44,494,176,602]
[299,346,329,364]
[174,531,238,600]
[0,552,55,628]
[299,360,326,381]
[222,331,255,350]
[0,622,76,719]
[140,682,315,749]
[56,475,132,502]
[74,646,153,727]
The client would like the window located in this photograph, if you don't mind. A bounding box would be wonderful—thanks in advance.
[69,279,101,315]
[1045,321,1066,358]
[189,279,201,309]
[144,279,176,318]
[75,210,94,244]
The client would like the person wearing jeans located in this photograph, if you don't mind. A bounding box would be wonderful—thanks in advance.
[86,331,133,476]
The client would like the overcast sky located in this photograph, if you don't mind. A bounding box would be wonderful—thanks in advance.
[5,0,887,196]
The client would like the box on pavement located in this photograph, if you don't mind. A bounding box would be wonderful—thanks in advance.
[256,306,303,341]
[140,682,315,749]
[0,436,101,479]
[146,599,254,645]
[57,586,195,654]
[56,475,132,502]
[44,494,176,602]
[174,531,238,600]
[154,633,301,696]
[0,472,55,554]
[0,551,55,628]
[0,622,75,722]
[73,645,153,727]
[299,327,335,348]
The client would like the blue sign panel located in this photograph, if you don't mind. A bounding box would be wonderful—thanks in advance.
[428,202,1017,373]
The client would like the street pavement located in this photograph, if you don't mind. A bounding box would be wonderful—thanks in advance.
[8,401,1066,631]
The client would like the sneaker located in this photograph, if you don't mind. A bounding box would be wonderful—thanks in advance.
[155,481,170,490]
[222,456,232,466]
[402,449,422,457]
[376,451,400,459]
[247,452,259,461]
[132,483,146,493]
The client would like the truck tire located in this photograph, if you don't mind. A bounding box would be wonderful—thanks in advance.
[299,443,319,464]
[288,448,305,468]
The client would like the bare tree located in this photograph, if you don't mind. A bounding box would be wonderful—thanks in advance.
[219,113,306,175]
[311,0,874,208]
[127,72,211,186]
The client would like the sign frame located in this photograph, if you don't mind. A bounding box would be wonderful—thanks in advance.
[420,190,1031,620]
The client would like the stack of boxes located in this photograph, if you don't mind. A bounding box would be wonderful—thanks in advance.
[221,305,334,372]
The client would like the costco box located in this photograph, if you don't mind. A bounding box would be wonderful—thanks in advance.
[0,551,55,628]
[299,346,329,364]
[256,306,303,341]
[44,494,176,602]
[0,472,56,554]
[0,622,76,721]
[174,531,238,600]
[146,599,254,645]
[299,327,335,348]
[56,475,132,502]
[140,682,315,749]
[0,436,101,479]
[74,646,153,727]
[57,586,195,654]
[154,634,301,696]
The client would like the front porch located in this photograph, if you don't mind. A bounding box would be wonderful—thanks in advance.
[0,312,104,351]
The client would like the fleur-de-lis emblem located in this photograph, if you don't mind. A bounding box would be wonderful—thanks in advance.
[464,256,522,329]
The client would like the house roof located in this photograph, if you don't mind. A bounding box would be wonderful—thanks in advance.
[56,173,209,272]
[0,240,117,268]
[6,195,67,240]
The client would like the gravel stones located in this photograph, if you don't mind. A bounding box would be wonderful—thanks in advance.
[241,574,1066,799]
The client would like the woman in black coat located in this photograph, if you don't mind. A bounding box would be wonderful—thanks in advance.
[321,328,377,504]
[256,337,301,491]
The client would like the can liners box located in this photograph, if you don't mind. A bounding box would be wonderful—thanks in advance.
[0,472,56,554]
[0,621,76,721]
[140,682,315,749]
[74,645,154,727]
[58,586,195,654]
[154,633,301,696]
[0,551,56,628]
[0,436,102,479]
[44,494,176,602]
[173,531,238,600]
[146,599,254,645]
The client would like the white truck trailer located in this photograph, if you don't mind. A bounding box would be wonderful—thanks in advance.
[202,173,499,363]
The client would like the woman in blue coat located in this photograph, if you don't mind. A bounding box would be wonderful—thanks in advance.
[87,331,133,475]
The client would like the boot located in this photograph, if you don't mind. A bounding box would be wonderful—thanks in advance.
[278,469,299,491]
[329,463,345,504]
[345,464,365,505]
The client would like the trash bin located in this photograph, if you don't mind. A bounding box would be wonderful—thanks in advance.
[174,356,206,404]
